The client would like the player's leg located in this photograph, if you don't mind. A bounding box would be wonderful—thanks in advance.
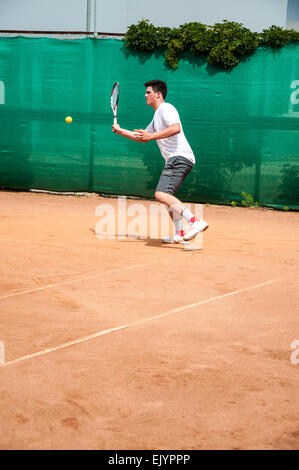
[155,191,184,215]
[156,190,208,241]
[154,157,188,243]
[155,156,208,242]
[167,204,186,244]
[155,193,187,244]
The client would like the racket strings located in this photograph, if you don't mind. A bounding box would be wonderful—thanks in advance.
[111,84,119,111]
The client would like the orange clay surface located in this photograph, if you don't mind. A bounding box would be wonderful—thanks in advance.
[0,189,298,450]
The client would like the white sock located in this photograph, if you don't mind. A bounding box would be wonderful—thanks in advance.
[173,218,184,236]
[181,207,197,223]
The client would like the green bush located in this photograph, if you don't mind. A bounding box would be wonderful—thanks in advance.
[123,19,158,51]
[241,191,260,208]
[123,19,299,69]
[259,25,299,48]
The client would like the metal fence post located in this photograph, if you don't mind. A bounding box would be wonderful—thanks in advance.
[86,0,97,37]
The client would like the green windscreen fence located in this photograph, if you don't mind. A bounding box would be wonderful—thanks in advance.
[0,37,298,208]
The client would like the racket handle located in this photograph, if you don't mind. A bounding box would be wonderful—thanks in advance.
[114,117,117,125]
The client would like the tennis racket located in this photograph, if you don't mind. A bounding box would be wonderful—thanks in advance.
[111,82,120,125]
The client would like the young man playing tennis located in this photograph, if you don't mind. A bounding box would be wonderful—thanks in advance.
[112,80,208,243]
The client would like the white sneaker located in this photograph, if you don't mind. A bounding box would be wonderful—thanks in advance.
[162,234,190,244]
[183,219,209,241]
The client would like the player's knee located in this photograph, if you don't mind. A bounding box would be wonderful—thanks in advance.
[155,191,161,201]
[155,191,165,202]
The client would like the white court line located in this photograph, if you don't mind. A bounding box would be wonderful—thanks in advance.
[0,261,154,301]
[0,278,280,368]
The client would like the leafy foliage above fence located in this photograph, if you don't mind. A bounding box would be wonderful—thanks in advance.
[123,20,299,69]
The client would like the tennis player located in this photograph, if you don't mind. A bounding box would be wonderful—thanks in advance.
[112,80,209,243]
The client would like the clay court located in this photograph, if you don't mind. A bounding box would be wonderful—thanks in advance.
[0,189,298,450]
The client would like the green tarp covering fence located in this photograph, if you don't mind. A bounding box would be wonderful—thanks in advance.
[0,37,298,208]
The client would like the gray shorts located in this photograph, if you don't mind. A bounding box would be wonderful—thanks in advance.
[155,156,194,195]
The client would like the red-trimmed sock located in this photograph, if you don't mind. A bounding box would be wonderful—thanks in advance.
[174,218,185,236]
[181,207,198,224]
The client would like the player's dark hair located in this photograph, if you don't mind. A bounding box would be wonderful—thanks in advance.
[144,80,167,99]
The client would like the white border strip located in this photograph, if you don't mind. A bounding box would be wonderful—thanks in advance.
[1,278,280,368]
[0,261,154,301]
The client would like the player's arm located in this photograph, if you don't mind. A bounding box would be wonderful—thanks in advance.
[134,123,181,142]
[112,124,145,142]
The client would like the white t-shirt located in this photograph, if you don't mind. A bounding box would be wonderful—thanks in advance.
[146,102,195,164]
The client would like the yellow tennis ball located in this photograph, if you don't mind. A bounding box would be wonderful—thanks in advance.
[65,116,72,123]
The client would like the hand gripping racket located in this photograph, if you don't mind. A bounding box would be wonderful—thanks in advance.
[111,82,120,125]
